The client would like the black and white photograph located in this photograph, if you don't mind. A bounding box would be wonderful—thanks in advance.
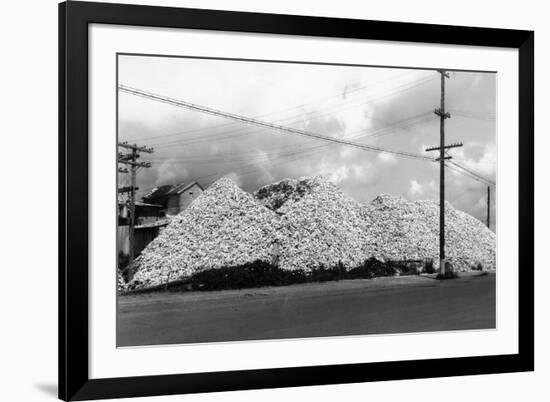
[116,54,497,347]
[117,54,497,346]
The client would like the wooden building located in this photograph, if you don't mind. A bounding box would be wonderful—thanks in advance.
[117,182,203,268]
[117,201,167,265]
[118,201,164,225]
[117,220,169,267]
[142,181,204,216]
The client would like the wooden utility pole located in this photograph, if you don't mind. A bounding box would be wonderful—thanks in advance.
[487,186,491,228]
[426,70,462,276]
[129,147,138,267]
[118,142,153,270]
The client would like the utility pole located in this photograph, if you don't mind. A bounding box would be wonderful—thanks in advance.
[426,70,462,277]
[487,186,491,228]
[118,142,153,272]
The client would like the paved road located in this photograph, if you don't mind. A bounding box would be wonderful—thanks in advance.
[117,273,495,347]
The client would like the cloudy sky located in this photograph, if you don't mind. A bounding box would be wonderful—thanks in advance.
[118,54,496,228]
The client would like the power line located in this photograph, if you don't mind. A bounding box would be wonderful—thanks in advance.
[122,74,437,147]
[445,163,486,184]
[146,112,432,168]
[119,84,433,162]
[145,83,435,148]
[449,110,496,122]
[149,111,433,155]
[120,85,495,188]
[447,160,495,186]
[121,70,428,144]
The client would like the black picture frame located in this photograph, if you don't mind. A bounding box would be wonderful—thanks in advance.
[59,1,534,400]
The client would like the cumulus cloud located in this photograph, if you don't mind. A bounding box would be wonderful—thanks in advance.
[224,171,243,187]
[377,153,397,165]
[408,180,424,197]
[316,162,350,184]
[155,160,187,185]
[407,179,437,200]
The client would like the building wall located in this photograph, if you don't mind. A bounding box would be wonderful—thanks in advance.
[117,224,167,267]
[178,184,203,212]
[117,225,129,257]
[165,184,203,215]
[166,196,181,215]
[136,205,163,225]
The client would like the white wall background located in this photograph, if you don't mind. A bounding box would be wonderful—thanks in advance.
[0,0,545,401]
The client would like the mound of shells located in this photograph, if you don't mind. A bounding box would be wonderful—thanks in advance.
[257,177,371,271]
[363,194,495,271]
[127,176,496,290]
[128,177,279,290]
[117,270,126,292]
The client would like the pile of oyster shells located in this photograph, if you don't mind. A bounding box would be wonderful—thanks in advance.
[126,176,495,290]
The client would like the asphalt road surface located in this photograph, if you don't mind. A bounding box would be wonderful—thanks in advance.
[117,273,495,347]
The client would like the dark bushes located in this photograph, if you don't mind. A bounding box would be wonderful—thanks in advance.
[436,271,459,280]
[347,257,395,279]
[186,257,420,291]
[472,262,484,271]
[423,259,436,274]
[190,260,307,291]
[309,261,347,282]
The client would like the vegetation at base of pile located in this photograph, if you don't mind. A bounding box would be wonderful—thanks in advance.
[435,271,460,280]
[423,259,436,274]
[174,258,422,292]
[472,262,484,271]
[187,260,306,291]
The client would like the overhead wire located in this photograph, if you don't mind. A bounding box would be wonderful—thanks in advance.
[145,86,435,149]
[122,72,436,147]
[449,109,496,122]
[119,84,434,162]
[120,82,495,188]
[447,161,495,186]
[121,69,423,144]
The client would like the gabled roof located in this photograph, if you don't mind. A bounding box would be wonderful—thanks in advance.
[142,182,203,203]
[166,181,204,195]
[135,219,170,229]
[118,201,163,208]
[142,184,174,203]
[135,201,163,208]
